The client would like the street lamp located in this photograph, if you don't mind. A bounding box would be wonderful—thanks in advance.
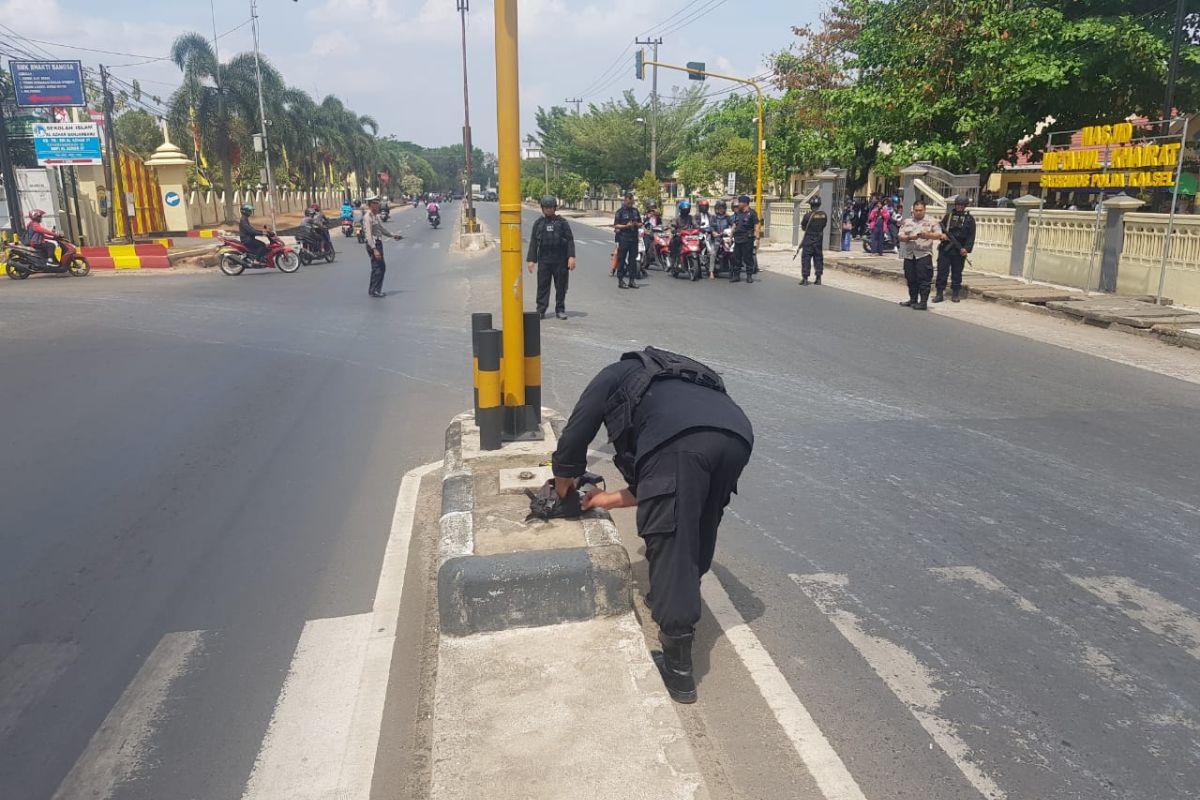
[249,0,278,232]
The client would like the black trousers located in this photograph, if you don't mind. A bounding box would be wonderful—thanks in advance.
[616,238,638,280]
[903,255,933,301]
[936,248,966,291]
[637,429,752,637]
[367,239,386,294]
[536,261,569,313]
[732,240,755,277]
[800,240,824,277]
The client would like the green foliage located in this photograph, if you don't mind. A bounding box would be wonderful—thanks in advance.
[401,174,423,195]
[632,170,661,208]
[673,95,760,195]
[551,171,587,205]
[114,110,163,159]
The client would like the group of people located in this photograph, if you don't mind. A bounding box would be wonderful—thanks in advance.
[895,195,977,308]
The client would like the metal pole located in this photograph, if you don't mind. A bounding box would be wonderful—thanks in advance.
[1027,197,1044,283]
[0,84,23,237]
[100,65,128,242]
[636,37,662,178]
[1083,142,1110,294]
[250,0,277,232]
[1164,0,1186,123]
[458,0,477,233]
[755,88,764,224]
[1156,116,1188,305]
[494,0,529,436]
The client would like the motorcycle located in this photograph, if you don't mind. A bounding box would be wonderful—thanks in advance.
[340,218,354,238]
[4,237,90,279]
[355,222,365,244]
[218,230,300,276]
[428,210,441,229]
[668,226,704,282]
[381,206,391,222]
[641,225,671,272]
[706,230,734,278]
[297,226,336,265]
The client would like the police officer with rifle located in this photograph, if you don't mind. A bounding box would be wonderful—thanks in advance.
[935,195,976,303]
[526,195,577,320]
[795,196,828,286]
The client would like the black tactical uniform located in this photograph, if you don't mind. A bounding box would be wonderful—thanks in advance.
[936,201,976,302]
[730,205,758,283]
[613,204,642,289]
[799,205,829,285]
[552,348,753,704]
[526,212,576,317]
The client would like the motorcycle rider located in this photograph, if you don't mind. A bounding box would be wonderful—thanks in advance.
[427,198,441,225]
[238,203,269,265]
[309,203,333,251]
[729,194,758,284]
[707,200,733,277]
[668,199,696,271]
[341,199,353,221]
[798,195,828,286]
[694,199,712,230]
[24,209,69,266]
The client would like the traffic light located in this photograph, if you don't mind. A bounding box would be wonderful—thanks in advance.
[686,61,706,81]
[635,49,644,80]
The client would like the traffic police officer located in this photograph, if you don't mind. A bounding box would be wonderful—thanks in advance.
[935,195,976,303]
[363,196,402,298]
[730,194,758,283]
[613,191,641,290]
[550,347,754,703]
[897,199,942,310]
[798,196,828,286]
[526,195,577,320]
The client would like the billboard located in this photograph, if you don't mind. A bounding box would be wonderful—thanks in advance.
[8,60,87,108]
[32,122,104,166]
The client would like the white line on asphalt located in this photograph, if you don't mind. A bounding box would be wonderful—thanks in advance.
[702,575,869,800]
[790,573,1006,800]
[52,631,205,800]
[929,566,1040,614]
[241,460,441,800]
[1068,575,1200,660]
[0,642,79,739]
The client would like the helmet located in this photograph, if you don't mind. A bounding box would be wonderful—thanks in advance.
[240,203,254,215]
[539,195,558,208]
[953,194,969,206]
[697,199,709,210]
[677,199,691,214]
[737,194,751,205]
[366,195,381,204]
[309,203,320,211]
[714,200,727,212]
[27,208,45,222]
[809,196,822,209]
[353,199,362,208]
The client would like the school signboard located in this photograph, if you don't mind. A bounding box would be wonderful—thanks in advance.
[32,122,104,166]
[8,60,86,108]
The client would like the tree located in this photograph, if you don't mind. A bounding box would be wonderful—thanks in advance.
[401,174,423,196]
[115,110,164,160]
[633,170,661,208]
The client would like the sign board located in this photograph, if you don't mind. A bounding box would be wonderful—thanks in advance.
[8,61,86,108]
[32,122,103,166]
[164,191,181,207]
[686,61,706,81]
[1041,120,1184,191]
[726,172,737,195]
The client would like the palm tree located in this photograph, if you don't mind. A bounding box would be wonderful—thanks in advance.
[168,33,236,221]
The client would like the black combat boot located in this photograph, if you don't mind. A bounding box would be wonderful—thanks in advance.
[951,287,961,302]
[899,299,914,307]
[617,279,628,289]
[814,274,822,285]
[915,289,929,310]
[653,631,697,704]
[932,289,945,303]
[799,276,809,286]
[627,279,639,289]
[730,271,741,283]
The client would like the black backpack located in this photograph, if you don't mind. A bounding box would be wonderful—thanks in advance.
[602,347,726,480]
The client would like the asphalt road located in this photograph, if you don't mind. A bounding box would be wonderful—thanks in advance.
[2,201,1198,800]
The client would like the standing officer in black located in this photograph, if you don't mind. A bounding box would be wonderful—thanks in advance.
[935,195,976,303]
[798,195,829,286]
[730,194,758,283]
[613,191,641,290]
[526,195,576,320]
[551,347,753,704]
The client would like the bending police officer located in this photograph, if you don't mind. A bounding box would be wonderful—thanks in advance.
[526,195,577,320]
[935,195,976,303]
[798,196,828,286]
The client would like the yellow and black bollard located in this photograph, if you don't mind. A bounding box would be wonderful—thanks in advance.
[477,329,503,451]
[523,311,541,425]
[471,312,493,418]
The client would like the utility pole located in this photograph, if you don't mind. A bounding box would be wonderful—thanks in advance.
[458,0,477,233]
[564,97,582,115]
[250,0,278,232]
[1164,0,1186,122]
[99,65,128,242]
[210,0,233,223]
[635,37,662,178]
[0,77,23,237]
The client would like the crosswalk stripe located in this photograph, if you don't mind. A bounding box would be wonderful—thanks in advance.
[1069,575,1200,661]
[0,642,79,739]
[791,573,1007,800]
[432,242,442,249]
[52,631,204,800]
[929,566,1040,614]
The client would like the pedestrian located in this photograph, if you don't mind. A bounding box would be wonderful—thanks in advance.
[612,191,642,290]
[525,195,576,320]
[867,199,889,256]
[934,195,976,303]
[897,199,942,310]
[797,196,828,286]
[363,196,403,298]
[889,200,904,251]
[549,346,753,703]
[841,201,853,251]
[729,194,758,283]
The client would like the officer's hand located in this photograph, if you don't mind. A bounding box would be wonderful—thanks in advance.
[567,257,577,270]
[373,248,381,259]
[960,248,968,257]
[527,261,535,273]
[554,477,576,499]
[393,234,403,241]
[581,490,615,511]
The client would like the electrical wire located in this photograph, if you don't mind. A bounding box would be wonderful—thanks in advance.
[576,41,635,98]
[655,0,731,38]
[0,34,170,62]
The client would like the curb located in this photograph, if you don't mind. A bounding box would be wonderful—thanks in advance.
[80,243,171,269]
[435,411,633,637]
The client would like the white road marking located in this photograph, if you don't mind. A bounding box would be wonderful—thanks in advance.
[791,573,1007,800]
[1069,575,1200,660]
[929,566,1040,614]
[432,242,442,249]
[702,575,868,800]
[241,460,441,800]
[0,642,79,738]
[52,631,205,800]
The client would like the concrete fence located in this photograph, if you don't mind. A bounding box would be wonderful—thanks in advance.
[185,188,349,228]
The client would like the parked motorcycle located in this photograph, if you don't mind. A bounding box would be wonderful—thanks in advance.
[218,230,300,275]
[4,238,90,279]
[669,226,704,282]
[297,227,336,265]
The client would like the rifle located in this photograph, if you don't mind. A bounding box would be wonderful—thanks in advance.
[939,212,975,268]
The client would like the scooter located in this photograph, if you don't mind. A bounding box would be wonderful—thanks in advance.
[297,226,336,265]
[706,230,734,278]
[355,222,366,244]
[381,206,391,222]
[3,237,90,279]
[340,218,354,237]
[641,225,671,272]
[428,210,441,229]
[669,226,704,282]
[218,230,300,275]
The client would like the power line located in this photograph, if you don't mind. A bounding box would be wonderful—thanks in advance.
[656,0,730,37]
[1,35,171,62]
[576,41,634,98]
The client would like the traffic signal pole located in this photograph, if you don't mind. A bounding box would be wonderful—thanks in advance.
[636,57,764,223]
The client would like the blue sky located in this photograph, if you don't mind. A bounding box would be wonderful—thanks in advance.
[0,0,818,151]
